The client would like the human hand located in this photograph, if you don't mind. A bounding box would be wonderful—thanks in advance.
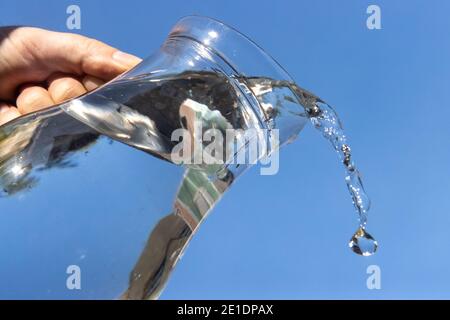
[0,26,141,126]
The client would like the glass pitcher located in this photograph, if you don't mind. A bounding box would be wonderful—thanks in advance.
[0,16,310,299]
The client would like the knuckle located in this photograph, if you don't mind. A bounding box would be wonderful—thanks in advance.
[56,81,75,99]
[51,78,83,101]
[16,87,52,113]
[19,88,45,106]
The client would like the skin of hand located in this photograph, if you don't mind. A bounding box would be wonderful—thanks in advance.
[0,26,142,126]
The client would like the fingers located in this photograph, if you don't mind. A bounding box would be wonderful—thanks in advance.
[16,85,54,115]
[82,75,105,91]
[0,73,104,125]
[0,102,21,126]
[0,27,142,119]
[0,27,142,100]
[47,73,86,103]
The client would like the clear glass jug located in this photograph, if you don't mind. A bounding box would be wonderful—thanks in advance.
[0,16,309,299]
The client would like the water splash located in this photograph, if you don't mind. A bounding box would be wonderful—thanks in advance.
[301,93,378,256]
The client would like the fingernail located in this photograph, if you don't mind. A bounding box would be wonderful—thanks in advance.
[112,51,141,68]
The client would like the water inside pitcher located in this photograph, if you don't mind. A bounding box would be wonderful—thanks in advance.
[0,16,375,299]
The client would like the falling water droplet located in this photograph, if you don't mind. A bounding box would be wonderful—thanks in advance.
[348,228,378,256]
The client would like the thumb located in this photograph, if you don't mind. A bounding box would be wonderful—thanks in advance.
[36,29,142,80]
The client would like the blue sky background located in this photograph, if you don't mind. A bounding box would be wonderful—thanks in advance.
[1,0,450,299]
